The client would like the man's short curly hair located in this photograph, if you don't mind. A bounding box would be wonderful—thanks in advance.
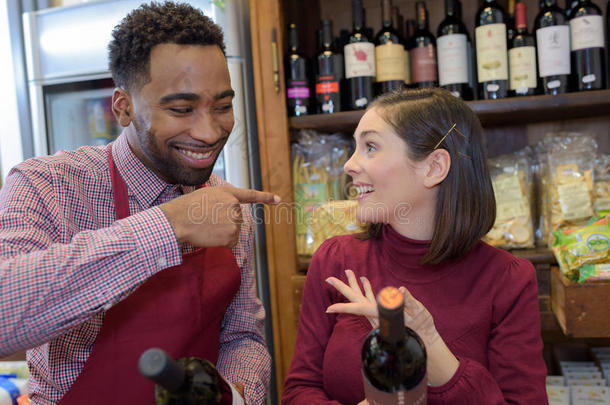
[108,1,225,91]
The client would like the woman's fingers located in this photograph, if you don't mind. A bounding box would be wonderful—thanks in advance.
[326,276,364,303]
[345,269,361,293]
[326,302,378,318]
[360,276,376,303]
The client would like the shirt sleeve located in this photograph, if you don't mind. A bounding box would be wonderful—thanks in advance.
[282,239,343,405]
[427,258,548,405]
[216,203,271,405]
[0,168,182,356]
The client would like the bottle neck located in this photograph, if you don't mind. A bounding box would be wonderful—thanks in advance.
[352,0,364,30]
[379,308,406,344]
[446,0,458,17]
[382,0,393,28]
[515,2,527,30]
[416,2,429,30]
[321,20,333,48]
[288,25,299,53]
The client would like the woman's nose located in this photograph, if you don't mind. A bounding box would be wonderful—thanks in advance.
[344,153,359,175]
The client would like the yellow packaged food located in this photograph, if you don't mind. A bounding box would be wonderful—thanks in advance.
[310,200,363,253]
[484,149,535,249]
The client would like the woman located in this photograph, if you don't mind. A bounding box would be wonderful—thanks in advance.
[282,88,547,404]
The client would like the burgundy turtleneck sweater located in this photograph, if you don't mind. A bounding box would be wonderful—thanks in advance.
[282,225,548,405]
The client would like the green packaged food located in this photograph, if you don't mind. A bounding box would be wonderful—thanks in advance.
[578,263,610,283]
[552,216,610,281]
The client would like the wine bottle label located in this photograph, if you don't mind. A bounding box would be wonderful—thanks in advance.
[536,25,571,77]
[375,42,406,82]
[437,33,469,86]
[410,45,438,83]
[475,23,508,82]
[316,78,339,94]
[509,46,537,92]
[345,42,376,79]
[287,80,310,99]
[570,15,604,51]
[404,49,411,84]
[362,370,427,405]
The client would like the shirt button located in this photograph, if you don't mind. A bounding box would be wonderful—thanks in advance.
[158,257,167,267]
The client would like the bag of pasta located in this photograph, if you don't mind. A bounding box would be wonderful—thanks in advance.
[310,200,363,253]
[484,148,535,249]
[539,133,598,246]
[594,154,610,217]
[292,130,353,256]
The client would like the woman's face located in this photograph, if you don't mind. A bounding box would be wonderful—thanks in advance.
[344,108,429,228]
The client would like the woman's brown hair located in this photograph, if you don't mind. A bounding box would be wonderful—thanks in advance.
[359,88,496,265]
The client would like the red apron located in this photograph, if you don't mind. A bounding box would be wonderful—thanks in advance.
[58,147,241,404]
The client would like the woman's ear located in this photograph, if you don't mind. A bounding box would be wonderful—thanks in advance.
[112,88,133,127]
[423,149,451,188]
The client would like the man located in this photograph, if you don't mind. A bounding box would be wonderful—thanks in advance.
[0,2,277,404]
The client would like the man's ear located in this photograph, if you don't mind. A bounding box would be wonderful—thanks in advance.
[422,149,451,189]
[112,88,133,127]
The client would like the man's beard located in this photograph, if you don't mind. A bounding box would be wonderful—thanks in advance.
[134,123,227,186]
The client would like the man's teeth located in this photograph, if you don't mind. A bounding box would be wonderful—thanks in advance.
[179,149,213,160]
[356,185,375,195]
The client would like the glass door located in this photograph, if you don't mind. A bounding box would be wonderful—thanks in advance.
[44,77,119,154]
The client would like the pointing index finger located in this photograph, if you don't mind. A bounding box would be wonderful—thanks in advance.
[228,187,281,204]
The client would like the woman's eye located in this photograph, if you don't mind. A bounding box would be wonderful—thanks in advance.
[366,143,376,153]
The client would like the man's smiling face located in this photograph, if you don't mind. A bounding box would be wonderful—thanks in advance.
[126,43,234,185]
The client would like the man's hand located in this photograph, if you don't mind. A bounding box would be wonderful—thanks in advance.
[159,186,280,248]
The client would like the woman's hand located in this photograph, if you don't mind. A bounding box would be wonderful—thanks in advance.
[325,271,439,346]
[325,270,379,328]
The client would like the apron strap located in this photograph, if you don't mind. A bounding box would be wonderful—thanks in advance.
[107,145,130,221]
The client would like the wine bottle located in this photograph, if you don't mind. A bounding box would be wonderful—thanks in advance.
[138,348,243,405]
[361,286,427,404]
[375,0,406,95]
[569,0,607,91]
[404,19,416,86]
[285,23,309,117]
[345,0,375,109]
[407,2,438,88]
[316,20,343,114]
[437,0,473,99]
[394,6,405,39]
[475,0,509,99]
[507,0,517,43]
[394,5,412,87]
[509,2,538,96]
[534,0,571,94]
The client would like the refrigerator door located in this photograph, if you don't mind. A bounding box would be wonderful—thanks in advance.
[42,78,119,154]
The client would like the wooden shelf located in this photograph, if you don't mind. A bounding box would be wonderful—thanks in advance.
[289,89,610,132]
[297,246,556,273]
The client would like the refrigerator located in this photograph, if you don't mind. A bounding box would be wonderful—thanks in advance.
[19,0,277,402]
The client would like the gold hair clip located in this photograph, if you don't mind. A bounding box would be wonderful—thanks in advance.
[457,151,471,160]
[433,123,467,150]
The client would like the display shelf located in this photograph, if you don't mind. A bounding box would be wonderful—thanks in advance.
[289,89,610,132]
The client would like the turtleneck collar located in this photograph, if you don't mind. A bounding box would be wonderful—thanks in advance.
[379,224,458,284]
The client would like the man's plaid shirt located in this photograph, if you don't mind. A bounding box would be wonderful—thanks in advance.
[0,134,270,404]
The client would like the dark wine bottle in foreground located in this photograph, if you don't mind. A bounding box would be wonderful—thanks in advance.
[475,0,509,99]
[316,19,343,114]
[569,0,606,91]
[509,2,538,96]
[534,0,571,94]
[345,0,375,109]
[361,286,427,404]
[138,348,243,405]
[285,23,309,117]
